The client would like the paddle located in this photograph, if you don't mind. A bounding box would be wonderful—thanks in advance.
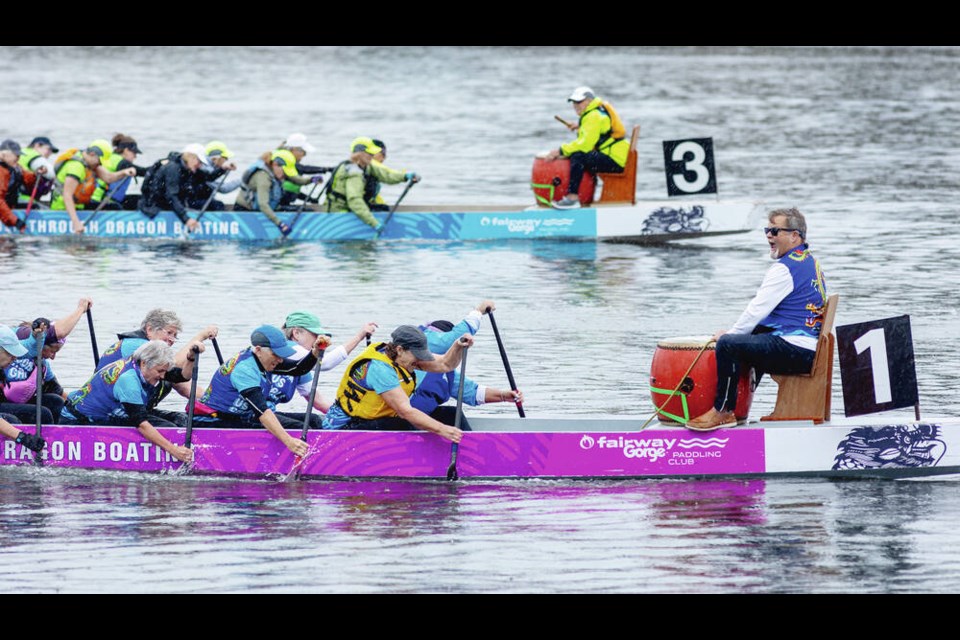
[194,170,231,226]
[487,309,525,417]
[84,182,125,226]
[20,175,42,231]
[184,345,201,450]
[86,308,100,368]
[33,328,44,466]
[285,178,324,237]
[286,345,326,482]
[211,337,225,366]
[374,179,415,239]
[554,114,577,130]
[445,344,468,481]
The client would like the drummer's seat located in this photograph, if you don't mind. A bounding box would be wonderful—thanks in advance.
[596,125,640,205]
[760,293,839,425]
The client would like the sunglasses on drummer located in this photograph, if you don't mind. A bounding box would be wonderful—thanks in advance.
[764,227,798,236]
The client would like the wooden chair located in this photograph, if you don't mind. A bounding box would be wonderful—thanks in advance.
[596,125,640,205]
[760,293,840,424]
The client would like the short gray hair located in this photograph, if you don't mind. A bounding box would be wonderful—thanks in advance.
[132,340,175,370]
[141,308,182,333]
[769,207,807,240]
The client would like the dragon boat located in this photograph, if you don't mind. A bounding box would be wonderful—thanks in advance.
[2,200,761,245]
[1,415,957,481]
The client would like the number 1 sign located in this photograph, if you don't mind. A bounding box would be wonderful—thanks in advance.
[837,315,919,417]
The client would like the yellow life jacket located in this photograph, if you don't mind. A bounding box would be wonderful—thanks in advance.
[601,100,626,141]
[53,148,96,205]
[334,342,417,420]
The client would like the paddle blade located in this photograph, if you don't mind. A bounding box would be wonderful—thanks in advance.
[446,443,459,481]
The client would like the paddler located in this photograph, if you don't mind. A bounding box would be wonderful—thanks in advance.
[139,143,213,232]
[17,135,58,206]
[51,140,137,234]
[89,133,149,210]
[685,208,828,431]
[234,149,321,236]
[410,302,524,431]
[320,325,474,443]
[179,140,240,212]
[544,86,629,209]
[60,340,202,463]
[322,137,419,231]
[0,325,46,454]
[191,325,331,457]
[0,139,38,232]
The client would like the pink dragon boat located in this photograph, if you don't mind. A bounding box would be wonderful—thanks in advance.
[2,415,958,481]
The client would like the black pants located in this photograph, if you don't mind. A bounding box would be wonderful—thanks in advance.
[1,398,60,425]
[567,150,623,194]
[348,406,472,432]
[193,410,321,430]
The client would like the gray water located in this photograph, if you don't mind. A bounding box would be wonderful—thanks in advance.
[1,46,959,593]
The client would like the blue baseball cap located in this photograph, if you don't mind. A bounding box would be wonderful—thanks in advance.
[0,324,28,357]
[250,325,296,358]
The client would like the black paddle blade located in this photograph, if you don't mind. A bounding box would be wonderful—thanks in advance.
[446,443,459,481]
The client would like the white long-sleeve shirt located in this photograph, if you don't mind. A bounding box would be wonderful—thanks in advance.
[728,262,817,351]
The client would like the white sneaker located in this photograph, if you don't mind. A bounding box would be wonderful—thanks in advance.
[552,194,581,209]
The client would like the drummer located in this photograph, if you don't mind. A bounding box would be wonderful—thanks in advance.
[686,208,828,431]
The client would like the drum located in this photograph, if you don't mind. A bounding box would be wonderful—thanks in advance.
[649,335,755,424]
[530,156,595,207]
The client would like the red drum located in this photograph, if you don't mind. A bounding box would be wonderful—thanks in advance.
[530,156,595,207]
[649,336,755,424]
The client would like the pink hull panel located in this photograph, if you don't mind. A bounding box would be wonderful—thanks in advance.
[0,426,766,479]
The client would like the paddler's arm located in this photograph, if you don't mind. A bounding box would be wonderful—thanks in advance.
[237,386,308,456]
[321,321,379,370]
[164,166,198,231]
[96,164,137,184]
[53,297,94,339]
[122,403,193,462]
[61,175,85,234]
[379,387,462,443]
[275,335,330,376]
[417,334,474,374]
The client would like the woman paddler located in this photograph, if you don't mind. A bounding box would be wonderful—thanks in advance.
[234,149,320,236]
[60,340,203,463]
[320,325,473,444]
[51,140,137,234]
[0,324,45,453]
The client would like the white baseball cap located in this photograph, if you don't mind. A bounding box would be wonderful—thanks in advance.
[567,86,595,102]
[285,133,316,154]
[182,143,212,166]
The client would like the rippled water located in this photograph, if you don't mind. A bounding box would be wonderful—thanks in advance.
[1,46,959,593]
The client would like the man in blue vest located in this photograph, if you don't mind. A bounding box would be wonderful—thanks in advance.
[686,208,828,431]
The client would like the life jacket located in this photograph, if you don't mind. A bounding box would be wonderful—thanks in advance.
[92,152,132,203]
[1,160,23,208]
[334,342,417,420]
[760,246,828,341]
[97,329,149,370]
[18,148,40,172]
[238,159,284,211]
[65,357,157,423]
[139,155,174,203]
[52,148,96,206]
[198,348,272,419]
[322,161,355,210]
[585,101,626,153]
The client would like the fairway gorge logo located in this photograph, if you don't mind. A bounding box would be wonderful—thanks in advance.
[579,434,730,462]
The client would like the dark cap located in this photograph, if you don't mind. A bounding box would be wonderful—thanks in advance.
[0,139,22,155]
[390,325,434,361]
[29,136,58,153]
[116,140,143,154]
[250,324,296,358]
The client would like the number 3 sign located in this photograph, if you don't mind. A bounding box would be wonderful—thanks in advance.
[836,315,919,417]
[662,138,717,197]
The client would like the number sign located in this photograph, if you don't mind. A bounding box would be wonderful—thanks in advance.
[662,138,717,196]
[837,315,919,417]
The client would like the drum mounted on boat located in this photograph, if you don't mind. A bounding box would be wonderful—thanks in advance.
[649,335,756,424]
[530,156,595,207]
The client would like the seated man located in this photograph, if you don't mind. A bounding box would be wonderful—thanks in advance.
[544,86,629,209]
[686,208,828,431]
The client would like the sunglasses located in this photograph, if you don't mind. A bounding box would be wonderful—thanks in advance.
[764,227,798,236]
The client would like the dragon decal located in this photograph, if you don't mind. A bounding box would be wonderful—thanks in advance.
[833,424,946,470]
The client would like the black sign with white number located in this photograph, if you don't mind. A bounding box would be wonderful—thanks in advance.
[837,315,919,417]
[662,138,717,196]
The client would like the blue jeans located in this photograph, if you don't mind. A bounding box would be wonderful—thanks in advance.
[567,151,622,194]
[714,332,815,412]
